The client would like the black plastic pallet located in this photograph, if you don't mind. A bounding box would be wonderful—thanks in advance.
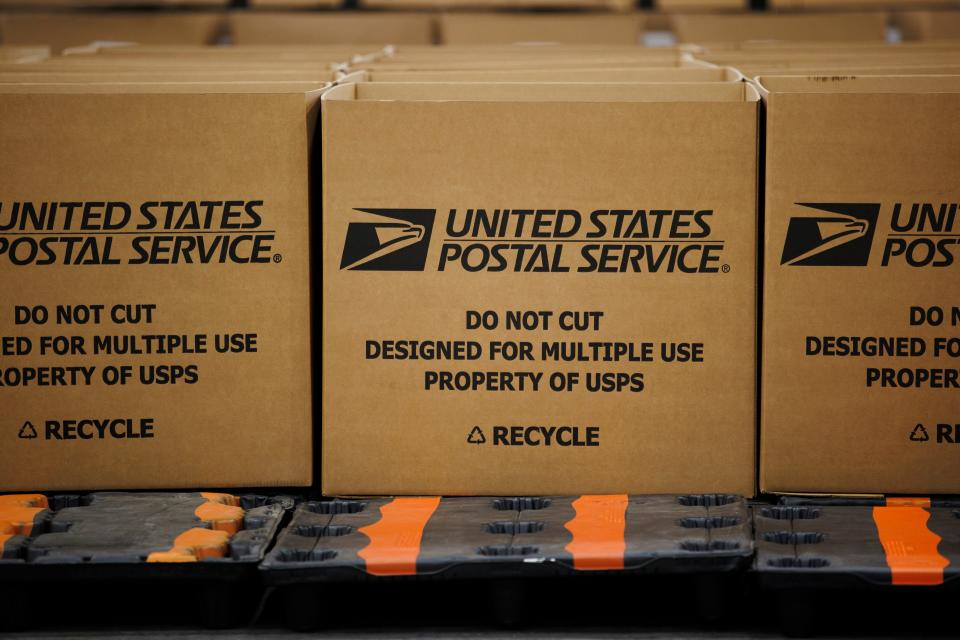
[261,494,753,583]
[261,494,754,629]
[754,503,960,590]
[0,491,291,629]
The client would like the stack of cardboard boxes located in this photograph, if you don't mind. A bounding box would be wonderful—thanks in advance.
[0,6,958,498]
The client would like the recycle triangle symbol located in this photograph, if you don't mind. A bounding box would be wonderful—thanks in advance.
[910,424,929,442]
[467,426,486,445]
[19,421,38,439]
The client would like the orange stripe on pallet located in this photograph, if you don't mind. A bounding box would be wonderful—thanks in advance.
[146,493,243,562]
[195,500,244,535]
[885,497,932,508]
[873,506,949,586]
[146,528,231,563]
[564,494,628,571]
[357,497,441,576]
[0,494,49,538]
[0,495,48,509]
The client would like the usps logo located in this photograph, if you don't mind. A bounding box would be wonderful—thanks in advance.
[339,208,435,271]
[780,203,880,266]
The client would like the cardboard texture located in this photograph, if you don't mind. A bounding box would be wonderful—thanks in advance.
[0,12,226,53]
[354,55,697,72]
[0,46,50,63]
[438,13,643,45]
[895,10,960,40]
[671,11,889,43]
[351,66,743,81]
[0,70,343,83]
[360,0,631,9]
[321,81,758,496]
[656,0,748,11]
[0,82,324,490]
[758,75,960,494]
[228,12,436,45]
[772,0,957,9]
[249,0,343,7]
[0,0,228,6]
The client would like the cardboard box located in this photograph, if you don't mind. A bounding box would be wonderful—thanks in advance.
[321,81,758,496]
[359,0,631,9]
[0,69,344,83]
[439,13,643,45]
[738,62,960,76]
[656,0,747,11]
[771,0,956,9]
[353,54,697,72]
[671,11,889,43]
[228,12,436,45]
[758,75,960,494]
[895,10,960,41]
[349,66,743,81]
[0,46,50,63]
[0,12,227,52]
[0,81,325,490]
[249,0,343,7]
[0,0,228,6]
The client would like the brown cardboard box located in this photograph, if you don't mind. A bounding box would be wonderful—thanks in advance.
[738,62,960,76]
[349,66,743,81]
[771,0,953,9]
[758,74,960,494]
[353,59,698,71]
[0,81,324,490]
[0,58,348,74]
[353,52,697,72]
[671,11,889,43]
[0,12,227,52]
[0,45,50,63]
[88,44,378,62]
[656,0,747,11]
[895,10,960,40]
[249,0,343,7]
[321,81,758,496]
[361,0,631,9]
[697,51,960,73]
[0,70,344,83]
[439,13,643,45]
[228,12,436,45]
[0,0,228,6]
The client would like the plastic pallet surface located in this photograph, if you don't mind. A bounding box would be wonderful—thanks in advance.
[0,492,292,580]
[754,502,960,589]
[261,494,753,583]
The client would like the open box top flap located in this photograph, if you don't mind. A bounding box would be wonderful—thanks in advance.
[323,81,759,103]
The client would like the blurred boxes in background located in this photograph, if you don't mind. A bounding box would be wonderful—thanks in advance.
[229,12,436,45]
[438,13,643,44]
[656,0,749,11]
[769,0,958,9]
[248,0,344,8]
[347,65,743,80]
[0,45,50,62]
[0,12,227,52]
[895,9,960,40]
[360,0,631,10]
[672,11,889,42]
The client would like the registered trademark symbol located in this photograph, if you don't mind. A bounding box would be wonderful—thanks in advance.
[273,254,283,264]
[721,264,730,273]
